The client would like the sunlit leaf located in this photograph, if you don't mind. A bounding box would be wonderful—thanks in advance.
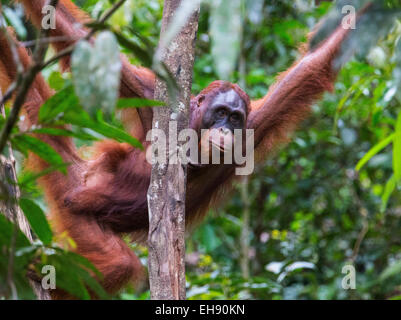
[39,89,143,149]
[11,135,66,174]
[19,198,52,245]
[39,86,80,124]
[63,111,143,149]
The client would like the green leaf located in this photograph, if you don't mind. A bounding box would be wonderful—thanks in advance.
[379,259,401,282]
[18,163,70,190]
[0,214,30,248]
[39,86,80,124]
[356,134,394,171]
[19,198,52,245]
[48,72,66,91]
[393,112,401,181]
[116,98,165,109]
[334,76,374,134]
[11,135,66,174]
[43,250,109,299]
[46,257,91,300]
[381,174,397,212]
[42,96,143,149]
[61,251,108,297]
[63,111,143,149]
[31,127,98,141]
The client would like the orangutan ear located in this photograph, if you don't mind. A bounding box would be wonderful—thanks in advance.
[197,95,205,107]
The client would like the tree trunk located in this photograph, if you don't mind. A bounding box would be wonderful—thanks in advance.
[240,177,251,279]
[0,92,50,300]
[147,0,199,300]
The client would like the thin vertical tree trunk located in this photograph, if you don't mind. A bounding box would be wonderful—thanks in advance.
[0,91,50,300]
[147,0,199,300]
[240,176,251,279]
[238,18,251,279]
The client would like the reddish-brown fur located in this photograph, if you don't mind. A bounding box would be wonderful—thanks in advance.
[0,1,356,298]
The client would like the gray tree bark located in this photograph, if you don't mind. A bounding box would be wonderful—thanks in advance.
[0,92,50,300]
[147,0,199,300]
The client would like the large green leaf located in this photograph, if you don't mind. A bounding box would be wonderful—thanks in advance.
[37,87,144,148]
[11,135,66,174]
[41,88,143,149]
[19,198,52,246]
[42,250,109,299]
[63,111,143,149]
[39,86,80,124]
[0,214,30,248]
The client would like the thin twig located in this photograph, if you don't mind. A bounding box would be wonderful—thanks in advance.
[351,217,369,263]
[21,35,81,47]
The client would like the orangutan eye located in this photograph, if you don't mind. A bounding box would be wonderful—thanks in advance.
[216,108,227,118]
[230,113,241,123]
